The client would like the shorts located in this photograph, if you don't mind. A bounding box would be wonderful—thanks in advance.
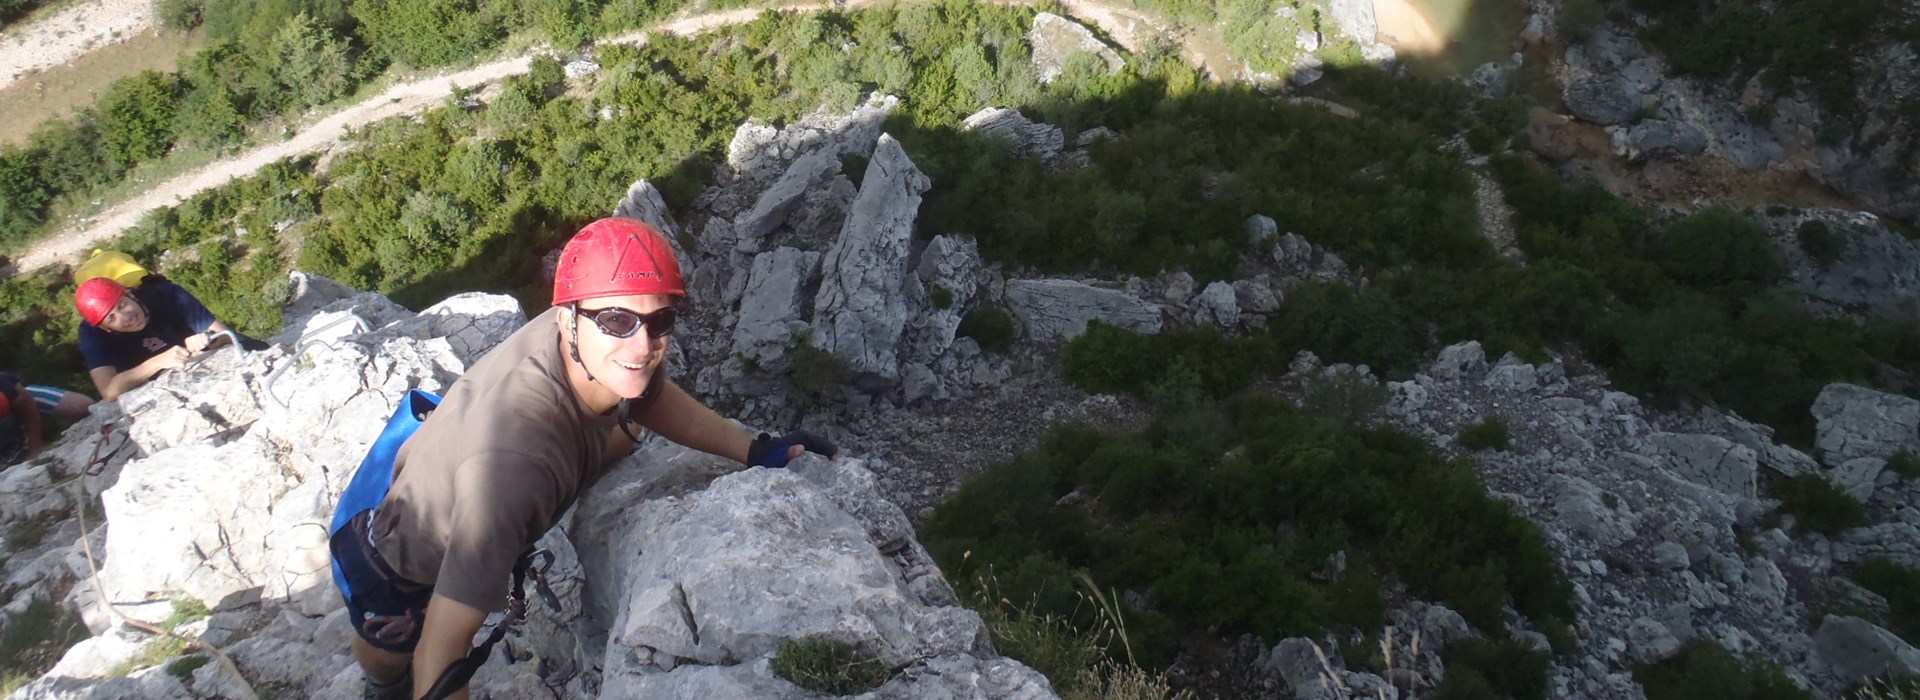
[24,386,69,415]
[331,509,434,654]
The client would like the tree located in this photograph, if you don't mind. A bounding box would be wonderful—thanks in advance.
[98,72,181,169]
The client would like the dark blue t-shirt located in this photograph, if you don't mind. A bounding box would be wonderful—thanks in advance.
[77,281,217,372]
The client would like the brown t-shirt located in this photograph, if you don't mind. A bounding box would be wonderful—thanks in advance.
[371,307,624,611]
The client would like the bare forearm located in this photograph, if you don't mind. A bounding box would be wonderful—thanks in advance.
[412,594,485,700]
[635,380,753,464]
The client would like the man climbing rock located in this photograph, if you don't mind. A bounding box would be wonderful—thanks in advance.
[332,218,836,700]
[74,277,263,401]
[0,374,46,464]
[0,371,94,464]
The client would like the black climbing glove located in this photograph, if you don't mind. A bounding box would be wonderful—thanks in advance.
[747,430,838,469]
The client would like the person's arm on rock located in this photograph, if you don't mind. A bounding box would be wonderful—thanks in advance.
[631,379,835,468]
[90,347,190,401]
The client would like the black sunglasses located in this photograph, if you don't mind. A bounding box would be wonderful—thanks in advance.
[575,304,677,339]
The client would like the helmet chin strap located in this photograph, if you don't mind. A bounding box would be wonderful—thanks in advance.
[568,304,597,384]
[568,304,643,440]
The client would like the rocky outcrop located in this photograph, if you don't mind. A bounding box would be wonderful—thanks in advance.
[2,271,1048,699]
[1026,13,1124,84]
[1619,119,1708,162]
[811,134,932,389]
[1759,208,1920,320]
[962,107,1065,163]
[734,247,821,369]
[1815,616,1920,683]
[1564,75,1641,125]
[1003,279,1162,343]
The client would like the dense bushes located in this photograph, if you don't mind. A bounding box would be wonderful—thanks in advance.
[1635,640,1810,700]
[923,395,1574,665]
[1769,475,1868,536]
[1487,155,1898,445]
[1853,558,1920,644]
[1628,0,1900,116]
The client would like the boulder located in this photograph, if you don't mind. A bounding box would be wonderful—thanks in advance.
[1027,13,1125,84]
[1194,281,1240,328]
[1003,279,1163,343]
[1815,616,1920,683]
[1622,119,1709,162]
[961,108,1065,163]
[1430,341,1488,382]
[737,150,842,246]
[1627,618,1683,664]
[1552,474,1637,548]
[1813,383,1919,464]
[1324,0,1378,43]
[811,134,932,389]
[903,234,984,367]
[1266,638,1340,700]
[1246,215,1279,248]
[1564,75,1642,125]
[734,248,822,368]
[1650,432,1759,500]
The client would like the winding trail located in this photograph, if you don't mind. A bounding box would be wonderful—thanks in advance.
[8,0,1271,274]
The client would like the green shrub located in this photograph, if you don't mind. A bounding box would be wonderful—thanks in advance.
[957,306,1017,354]
[1299,372,1390,427]
[1796,220,1846,266]
[1658,208,1778,291]
[770,637,893,695]
[98,72,182,169]
[925,396,1574,659]
[1558,0,1606,38]
[1635,640,1811,700]
[931,287,955,310]
[1270,283,1428,379]
[1440,638,1552,700]
[0,599,88,687]
[1771,475,1868,536]
[1885,451,1920,479]
[1854,558,1920,643]
[1459,418,1511,452]
[165,655,210,678]
[787,341,850,395]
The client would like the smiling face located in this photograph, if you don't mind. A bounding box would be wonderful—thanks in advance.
[98,295,148,333]
[558,293,673,413]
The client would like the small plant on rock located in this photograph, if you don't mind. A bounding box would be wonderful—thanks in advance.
[1459,417,1511,451]
[958,306,1017,354]
[770,637,893,695]
[1886,451,1920,479]
[1770,475,1867,536]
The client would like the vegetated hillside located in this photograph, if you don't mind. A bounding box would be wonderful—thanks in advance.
[1,1,1918,698]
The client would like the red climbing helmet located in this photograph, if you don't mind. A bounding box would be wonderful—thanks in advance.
[75,277,127,326]
[551,218,686,305]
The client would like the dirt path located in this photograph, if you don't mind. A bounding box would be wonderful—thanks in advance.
[12,0,1262,274]
[0,0,155,92]
[1372,0,1446,55]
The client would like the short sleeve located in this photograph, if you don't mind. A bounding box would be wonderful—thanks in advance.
[77,325,113,371]
[432,452,566,610]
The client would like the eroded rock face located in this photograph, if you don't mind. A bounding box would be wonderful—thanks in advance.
[1003,279,1163,343]
[1564,75,1642,125]
[1027,13,1124,84]
[5,261,1046,698]
[811,134,932,389]
[962,107,1065,163]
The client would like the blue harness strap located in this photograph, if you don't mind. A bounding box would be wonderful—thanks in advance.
[330,389,441,599]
